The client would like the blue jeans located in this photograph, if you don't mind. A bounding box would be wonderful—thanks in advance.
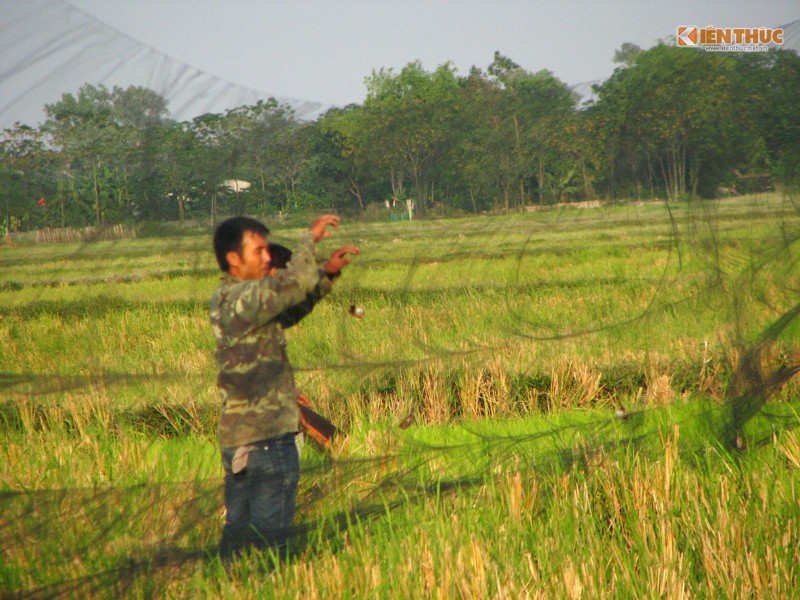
[218,433,300,557]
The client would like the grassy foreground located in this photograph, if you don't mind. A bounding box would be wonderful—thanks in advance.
[1,194,799,597]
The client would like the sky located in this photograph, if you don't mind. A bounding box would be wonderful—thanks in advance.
[65,0,798,108]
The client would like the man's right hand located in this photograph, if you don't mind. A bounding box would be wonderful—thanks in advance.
[324,245,360,275]
[310,214,340,243]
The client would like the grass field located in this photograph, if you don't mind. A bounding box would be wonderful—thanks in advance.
[1,194,799,597]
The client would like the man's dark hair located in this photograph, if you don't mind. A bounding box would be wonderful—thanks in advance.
[268,243,293,270]
[213,216,269,272]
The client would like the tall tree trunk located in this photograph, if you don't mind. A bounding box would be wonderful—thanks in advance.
[58,176,66,228]
[256,157,269,213]
[513,114,525,208]
[92,162,101,226]
[468,186,478,214]
[412,168,424,214]
[689,155,701,198]
[581,160,594,200]
[647,155,656,198]
[348,177,365,210]
[390,169,403,204]
[538,157,544,204]
[659,157,672,201]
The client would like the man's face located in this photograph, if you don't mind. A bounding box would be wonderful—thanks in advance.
[228,230,271,280]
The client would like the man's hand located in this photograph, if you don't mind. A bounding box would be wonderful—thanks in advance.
[309,214,340,243]
[324,245,360,276]
[297,390,312,407]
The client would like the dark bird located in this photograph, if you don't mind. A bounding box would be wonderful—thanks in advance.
[398,408,415,429]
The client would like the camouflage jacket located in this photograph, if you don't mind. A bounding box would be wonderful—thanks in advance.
[210,233,333,448]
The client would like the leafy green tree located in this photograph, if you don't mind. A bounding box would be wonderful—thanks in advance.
[592,44,748,200]
[443,66,500,213]
[732,49,800,190]
[0,124,57,230]
[303,111,378,214]
[363,61,461,214]
[613,42,643,67]
[45,84,116,225]
[188,112,237,223]
[187,100,309,218]
[452,54,577,211]
[44,84,170,224]
[157,121,202,222]
[317,105,376,211]
[268,115,307,214]
[508,68,578,204]
[216,100,298,214]
[110,86,170,220]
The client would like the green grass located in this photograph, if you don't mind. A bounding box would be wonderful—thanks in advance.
[1,193,799,597]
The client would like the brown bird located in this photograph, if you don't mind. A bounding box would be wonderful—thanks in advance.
[349,304,365,319]
[398,407,415,429]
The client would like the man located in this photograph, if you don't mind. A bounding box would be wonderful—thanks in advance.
[210,214,358,557]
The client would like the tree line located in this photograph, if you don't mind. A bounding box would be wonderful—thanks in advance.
[1,43,798,232]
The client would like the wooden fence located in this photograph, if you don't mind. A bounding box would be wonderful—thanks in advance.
[4,224,138,245]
